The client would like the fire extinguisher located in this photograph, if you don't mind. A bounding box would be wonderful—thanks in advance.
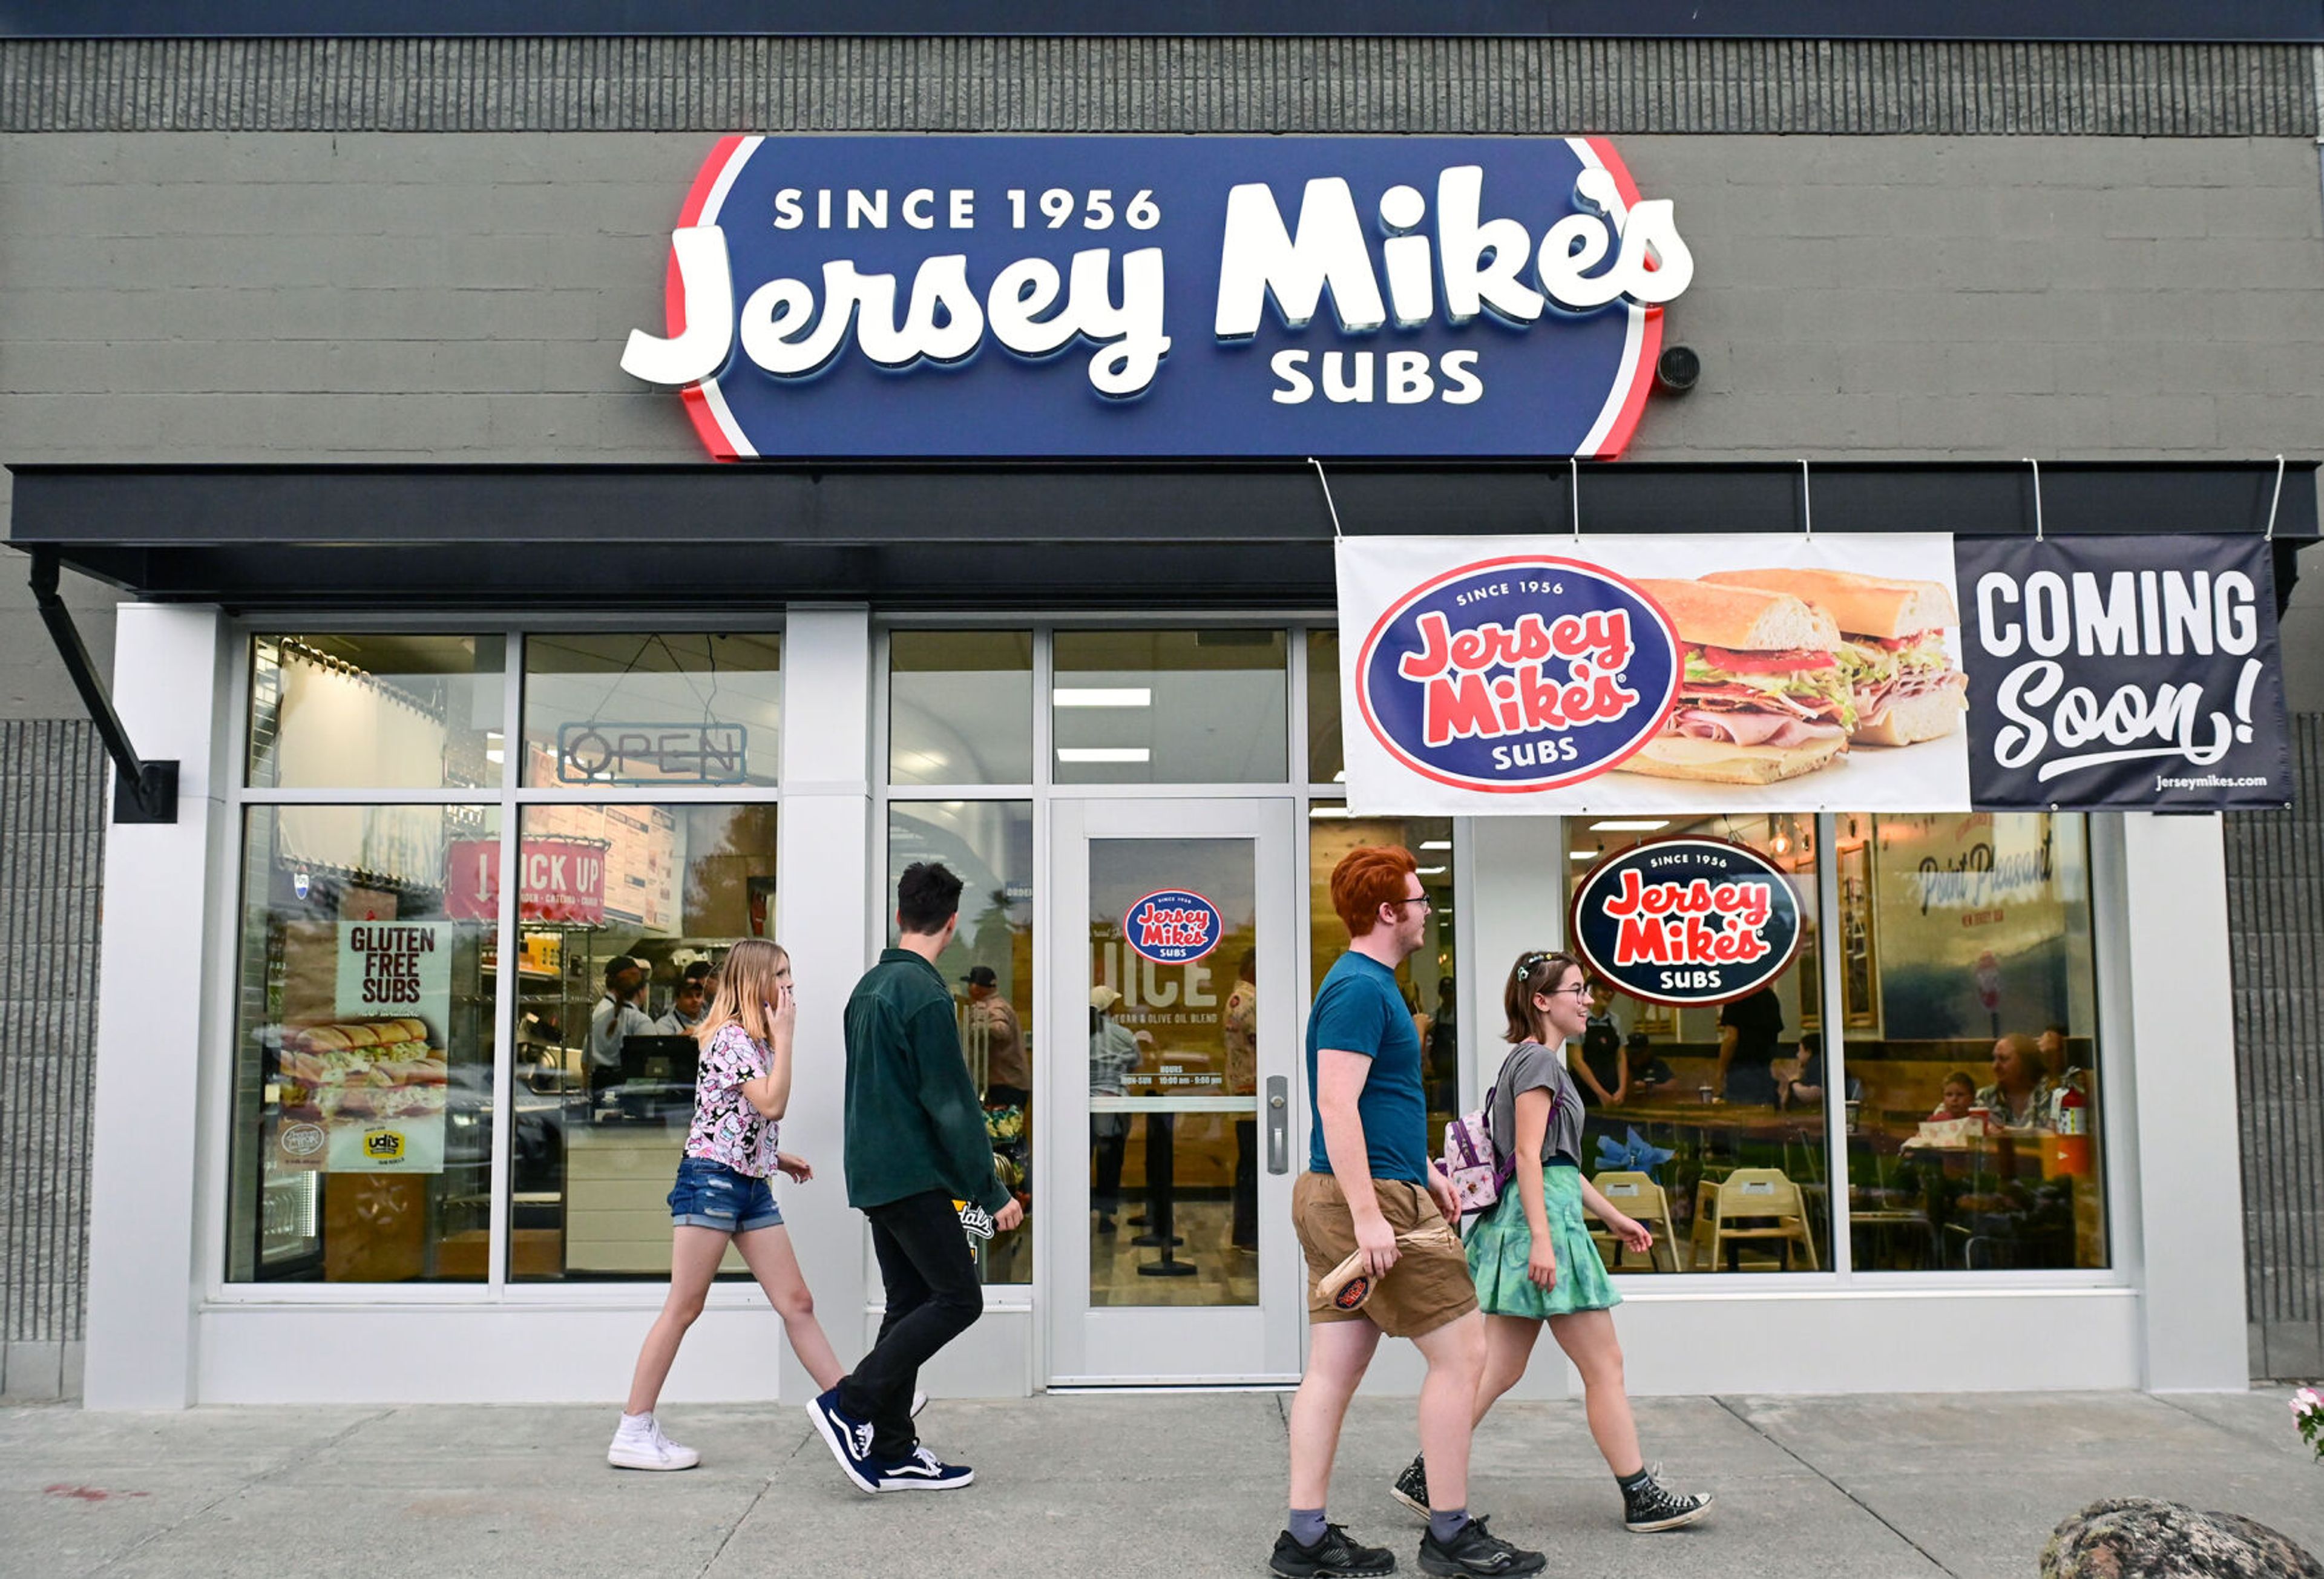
[2053,1080,2091,1177]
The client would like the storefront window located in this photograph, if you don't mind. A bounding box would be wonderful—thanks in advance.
[887,801,1035,1284]
[509,802,779,1281]
[890,629,1034,786]
[1308,810,1459,1152]
[1563,815,1827,1275]
[522,633,781,789]
[1052,629,1288,784]
[1307,630,1344,786]
[248,634,505,790]
[1836,812,2109,1272]
[226,804,499,1282]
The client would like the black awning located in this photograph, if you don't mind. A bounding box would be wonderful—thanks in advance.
[8,460,2314,611]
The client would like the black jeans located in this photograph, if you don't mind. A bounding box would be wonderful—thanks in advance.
[836,1189,983,1460]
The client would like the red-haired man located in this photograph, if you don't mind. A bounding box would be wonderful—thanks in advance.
[1271,846,1544,1579]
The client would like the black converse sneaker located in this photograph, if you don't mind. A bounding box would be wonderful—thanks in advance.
[1417,1515,1546,1577]
[1269,1524,1397,1578]
[1622,1465,1713,1532]
[1388,1453,1431,1518]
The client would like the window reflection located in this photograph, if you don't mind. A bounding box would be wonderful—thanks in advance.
[1309,810,1459,1151]
[510,803,779,1281]
[522,634,781,788]
[248,634,505,791]
[889,801,1035,1285]
[227,804,498,1282]
[1053,629,1287,784]
[1839,812,2107,1272]
[890,630,1034,786]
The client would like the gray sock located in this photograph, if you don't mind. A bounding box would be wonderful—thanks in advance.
[1618,1466,1653,1494]
[1289,1508,1330,1546]
[1429,1508,1470,1544]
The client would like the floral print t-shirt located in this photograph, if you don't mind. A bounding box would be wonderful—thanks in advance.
[685,1022,780,1178]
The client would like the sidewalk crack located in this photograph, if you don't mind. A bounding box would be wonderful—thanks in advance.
[1712,1396,1957,1577]
[696,1479,774,1577]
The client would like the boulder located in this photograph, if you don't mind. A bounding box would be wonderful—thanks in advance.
[2042,1498,2323,1579]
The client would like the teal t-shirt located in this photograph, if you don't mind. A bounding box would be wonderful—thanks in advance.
[1305,951,1430,1184]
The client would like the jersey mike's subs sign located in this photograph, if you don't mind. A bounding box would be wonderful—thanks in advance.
[1340,533,1975,814]
[1338,533,2288,814]
[1569,838,1804,1006]
[619,135,1689,459]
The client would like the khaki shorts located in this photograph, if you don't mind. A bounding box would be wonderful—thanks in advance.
[1292,1171,1479,1339]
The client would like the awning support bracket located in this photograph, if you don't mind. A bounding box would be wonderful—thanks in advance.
[28,547,177,823]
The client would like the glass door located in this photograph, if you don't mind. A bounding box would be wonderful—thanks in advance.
[1046,798,1302,1384]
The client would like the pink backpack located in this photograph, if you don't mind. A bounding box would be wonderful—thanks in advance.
[1441,1048,1564,1226]
[1441,1085,1514,1225]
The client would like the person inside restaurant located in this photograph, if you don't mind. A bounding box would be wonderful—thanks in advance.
[1977,1034,2059,1130]
[588,955,653,1095]
[1930,1071,1978,1121]
[1715,985,1785,1106]
[1575,977,1627,1108]
[653,959,714,1034]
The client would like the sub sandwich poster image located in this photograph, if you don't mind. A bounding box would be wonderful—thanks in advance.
[272,921,453,1174]
[1954,536,2290,811]
[1337,534,1974,815]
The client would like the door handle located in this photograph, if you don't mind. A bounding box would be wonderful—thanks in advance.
[1265,1075,1290,1174]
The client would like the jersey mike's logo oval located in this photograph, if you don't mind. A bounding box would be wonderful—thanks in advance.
[1124,889,1225,966]
[1569,836,1804,1006]
[1356,556,1680,792]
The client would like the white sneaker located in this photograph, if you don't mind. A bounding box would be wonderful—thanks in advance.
[608,1414,700,1471]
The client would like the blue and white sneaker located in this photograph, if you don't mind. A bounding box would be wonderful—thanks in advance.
[806,1387,879,1493]
[872,1445,975,1492]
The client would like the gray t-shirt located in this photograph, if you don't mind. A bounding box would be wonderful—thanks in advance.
[1489,1040,1585,1167]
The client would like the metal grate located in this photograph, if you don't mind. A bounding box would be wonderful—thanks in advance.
[2225,712,2324,1383]
[0,719,107,1400]
[0,36,2314,136]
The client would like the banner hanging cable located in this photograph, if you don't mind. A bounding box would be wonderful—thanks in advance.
[2026,456,2045,542]
[1308,457,1344,541]
[2265,453,2285,541]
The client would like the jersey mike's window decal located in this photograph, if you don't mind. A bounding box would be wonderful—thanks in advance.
[1123,889,1226,966]
[1569,838,1804,1007]
[1354,555,1682,792]
[619,135,1690,459]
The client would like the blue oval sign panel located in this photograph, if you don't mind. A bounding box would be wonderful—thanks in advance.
[1354,556,1681,792]
[620,135,1692,459]
[1569,837,1804,1006]
[1124,889,1226,966]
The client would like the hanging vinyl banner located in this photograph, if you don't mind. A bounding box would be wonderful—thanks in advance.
[1568,836,1805,1006]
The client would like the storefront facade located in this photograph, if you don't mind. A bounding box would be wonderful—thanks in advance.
[2,18,2320,1407]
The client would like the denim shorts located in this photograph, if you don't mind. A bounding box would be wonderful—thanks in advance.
[668,1155,783,1232]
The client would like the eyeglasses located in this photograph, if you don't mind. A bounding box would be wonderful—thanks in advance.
[1548,982,1595,999]
[1386,894,1433,911]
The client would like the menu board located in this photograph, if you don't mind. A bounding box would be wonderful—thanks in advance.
[525,803,680,931]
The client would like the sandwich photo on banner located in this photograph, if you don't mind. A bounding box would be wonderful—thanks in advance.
[1336,533,1974,815]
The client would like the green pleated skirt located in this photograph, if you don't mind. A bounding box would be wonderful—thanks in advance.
[1465,1164,1622,1318]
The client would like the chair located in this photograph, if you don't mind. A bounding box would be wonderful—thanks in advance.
[1709,1167,1819,1272]
[1589,1171,1678,1273]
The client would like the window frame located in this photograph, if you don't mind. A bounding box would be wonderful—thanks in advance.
[205,620,787,1308]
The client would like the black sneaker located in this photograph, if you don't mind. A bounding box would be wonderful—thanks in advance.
[1388,1453,1430,1519]
[1418,1515,1546,1577]
[1270,1524,1397,1578]
[1623,1467,1713,1532]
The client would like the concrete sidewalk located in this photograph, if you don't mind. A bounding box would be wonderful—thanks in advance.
[7,1390,2319,1578]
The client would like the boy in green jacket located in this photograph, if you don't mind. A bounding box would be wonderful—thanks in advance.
[807,861,1022,1494]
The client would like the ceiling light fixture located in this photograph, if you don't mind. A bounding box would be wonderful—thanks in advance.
[1056,747,1151,763]
[1052,688,1152,707]
[1588,819,1671,833]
